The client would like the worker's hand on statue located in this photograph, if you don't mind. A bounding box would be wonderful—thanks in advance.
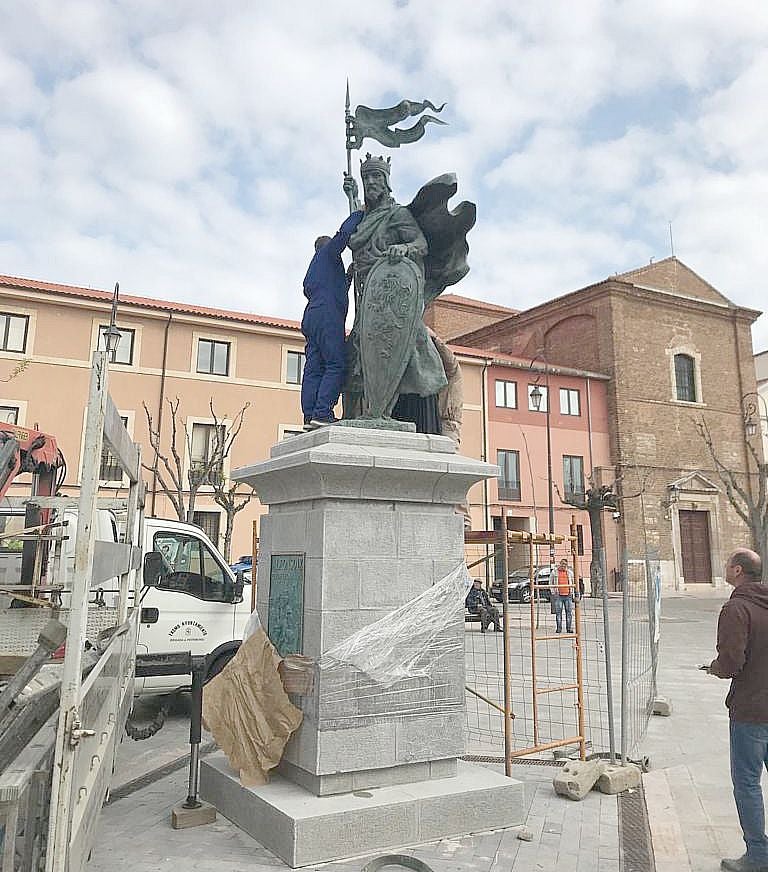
[343,173,358,199]
[387,244,409,263]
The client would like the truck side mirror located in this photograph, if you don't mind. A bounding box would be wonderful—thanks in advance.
[232,571,245,604]
[143,551,165,587]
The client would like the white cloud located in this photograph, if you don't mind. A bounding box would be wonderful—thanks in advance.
[0,0,766,350]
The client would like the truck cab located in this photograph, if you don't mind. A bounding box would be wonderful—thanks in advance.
[135,517,253,694]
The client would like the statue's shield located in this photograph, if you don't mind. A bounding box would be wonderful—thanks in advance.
[360,256,422,418]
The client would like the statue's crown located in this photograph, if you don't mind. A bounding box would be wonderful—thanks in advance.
[360,153,391,177]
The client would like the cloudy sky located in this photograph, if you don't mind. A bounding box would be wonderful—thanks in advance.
[1,1,767,348]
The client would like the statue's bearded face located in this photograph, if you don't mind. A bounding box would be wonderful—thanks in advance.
[362,170,389,203]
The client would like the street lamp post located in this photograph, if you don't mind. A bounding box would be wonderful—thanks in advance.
[529,357,555,570]
[743,392,768,439]
[102,282,122,360]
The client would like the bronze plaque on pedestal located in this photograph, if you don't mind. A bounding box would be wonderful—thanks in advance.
[267,553,305,657]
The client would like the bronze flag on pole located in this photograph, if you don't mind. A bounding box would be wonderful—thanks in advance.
[346,98,447,150]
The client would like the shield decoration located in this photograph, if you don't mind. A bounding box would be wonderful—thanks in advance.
[360,255,422,418]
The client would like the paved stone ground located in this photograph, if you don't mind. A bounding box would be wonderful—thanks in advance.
[93,760,619,872]
[94,587,749,871]
[640,587,756,872]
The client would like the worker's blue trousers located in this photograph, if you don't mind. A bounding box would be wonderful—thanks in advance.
[300,310,346,421]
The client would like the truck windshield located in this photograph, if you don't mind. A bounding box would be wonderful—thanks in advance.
[152,530,229,602]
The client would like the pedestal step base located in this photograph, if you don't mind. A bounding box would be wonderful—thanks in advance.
[200,752,526,868]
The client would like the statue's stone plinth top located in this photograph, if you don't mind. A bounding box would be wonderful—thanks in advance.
[232,425,496,508]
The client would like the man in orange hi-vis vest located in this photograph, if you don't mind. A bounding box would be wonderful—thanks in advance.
[553,558,574,634]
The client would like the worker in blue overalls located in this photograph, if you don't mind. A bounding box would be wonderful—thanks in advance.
[300,197,363,428]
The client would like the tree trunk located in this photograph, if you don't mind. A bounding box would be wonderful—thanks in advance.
[588,505,606,596]
[223,509,235,563]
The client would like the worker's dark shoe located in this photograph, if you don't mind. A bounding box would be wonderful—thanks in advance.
[721,855,768,871]
[309,416,339,428]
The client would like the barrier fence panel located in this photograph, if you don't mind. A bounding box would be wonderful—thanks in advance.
[620,548,661,761]
[464,530,659,767]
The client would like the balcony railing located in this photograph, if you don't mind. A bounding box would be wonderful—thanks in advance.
[498,483,521,502]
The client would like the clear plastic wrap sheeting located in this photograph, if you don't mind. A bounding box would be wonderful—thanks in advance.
[315,564,468,727]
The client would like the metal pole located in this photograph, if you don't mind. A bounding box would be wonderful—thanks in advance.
[545,363,555,570]
[571,516,587,760]
[500,507,513,777]
[528,534,539,747]
[251,519,259,614]
[599,545,617,763]
[620,548,630,764]
[184,660,204,809]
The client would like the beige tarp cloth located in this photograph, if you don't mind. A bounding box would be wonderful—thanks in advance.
[202,627,303,786]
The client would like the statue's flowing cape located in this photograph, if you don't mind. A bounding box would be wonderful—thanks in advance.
[407,174,477,304]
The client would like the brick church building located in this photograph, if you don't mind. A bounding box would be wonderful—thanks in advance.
[436,258,762,590]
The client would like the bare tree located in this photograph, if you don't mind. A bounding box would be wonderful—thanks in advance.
[555,476,617,596]
[207,404,256,561]
[555,469,648,596]
[696,416,768,579]
[143,398,255,554]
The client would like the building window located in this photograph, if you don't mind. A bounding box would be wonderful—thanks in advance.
[563,455,585,501]
[560,388,580,416]
[674,354,697,402]
[286,351,305,385]
[98,325,135,365]
[0,406,19,424]
[197,339,230,376]
[497,449,521,501]
[528,384,548,412]
[192,511,221,545]
[0,313,29,353]
[100,415,129,482]
[190,423,225,487]
[495,380,517,408]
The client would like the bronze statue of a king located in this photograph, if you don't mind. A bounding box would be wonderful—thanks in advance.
[343,154,476,432]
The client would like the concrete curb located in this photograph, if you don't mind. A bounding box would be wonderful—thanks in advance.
[643,769,693,872]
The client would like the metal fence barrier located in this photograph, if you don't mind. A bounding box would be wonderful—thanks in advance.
[464,532,660,768]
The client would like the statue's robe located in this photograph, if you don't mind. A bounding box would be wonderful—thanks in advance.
[344,175,476,431]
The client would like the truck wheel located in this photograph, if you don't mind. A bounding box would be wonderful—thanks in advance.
[204,649,237,684]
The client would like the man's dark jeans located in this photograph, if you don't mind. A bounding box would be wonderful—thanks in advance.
[730,720,768,866]
[477,605,500,632]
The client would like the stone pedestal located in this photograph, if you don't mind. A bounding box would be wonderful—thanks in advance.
[201,427,525,866]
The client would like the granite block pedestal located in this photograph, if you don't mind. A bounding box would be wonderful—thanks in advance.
[200,427,525,866]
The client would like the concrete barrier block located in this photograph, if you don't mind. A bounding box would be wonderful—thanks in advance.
[171,802,217,829]
[553,759,603,800]
[596,762,642,794]
[652,696,673,716]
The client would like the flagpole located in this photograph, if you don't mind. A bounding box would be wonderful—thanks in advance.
[344,79,354,214]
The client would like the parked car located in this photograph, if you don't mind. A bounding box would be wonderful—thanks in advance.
[492,565,552,603]
[230,555,253,583]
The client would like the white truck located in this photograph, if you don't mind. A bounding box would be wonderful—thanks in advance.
[0,507,253,694]
[136,516,252,693]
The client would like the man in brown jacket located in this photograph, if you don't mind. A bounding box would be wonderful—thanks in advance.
[707,548,768,872]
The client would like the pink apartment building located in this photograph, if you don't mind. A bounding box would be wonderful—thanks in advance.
[470,349,618,585]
